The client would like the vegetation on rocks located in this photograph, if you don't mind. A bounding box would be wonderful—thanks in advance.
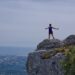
[41,45,75,75]
[61,46,75,75]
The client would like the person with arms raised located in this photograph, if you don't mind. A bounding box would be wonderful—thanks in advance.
[45,24,59,39]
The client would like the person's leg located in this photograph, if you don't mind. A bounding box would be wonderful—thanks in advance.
[49,34,50,40]
[52,33,55,39]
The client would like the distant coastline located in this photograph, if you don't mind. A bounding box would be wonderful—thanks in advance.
[0,46,34,56]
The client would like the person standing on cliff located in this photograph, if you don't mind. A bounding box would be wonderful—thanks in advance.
[45,24,59,39]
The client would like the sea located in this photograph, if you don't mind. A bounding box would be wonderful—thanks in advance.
[0,47,35,75]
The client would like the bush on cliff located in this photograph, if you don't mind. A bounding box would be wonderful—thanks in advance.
[61,46,75,75]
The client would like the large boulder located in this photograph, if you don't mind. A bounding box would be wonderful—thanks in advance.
[26,50,65,75]
[37,39,62,50]
[63,35,75,46]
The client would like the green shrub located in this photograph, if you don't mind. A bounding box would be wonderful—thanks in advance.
[62,46,75,75]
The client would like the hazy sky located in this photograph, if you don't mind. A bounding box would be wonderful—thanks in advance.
[0,0,75,47]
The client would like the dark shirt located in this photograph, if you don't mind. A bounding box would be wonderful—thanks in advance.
[49,26,53,34]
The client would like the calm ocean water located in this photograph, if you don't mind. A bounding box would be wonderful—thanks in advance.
[0,47,34,56]
[0,47,34,75]
[0,47,35,75]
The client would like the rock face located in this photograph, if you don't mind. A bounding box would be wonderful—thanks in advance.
[37,39,62,50]
[26,35,75,75]
[63,35,75,46]
[26,50,65,75]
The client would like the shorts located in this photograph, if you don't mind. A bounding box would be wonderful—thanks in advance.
[49,30,53,34]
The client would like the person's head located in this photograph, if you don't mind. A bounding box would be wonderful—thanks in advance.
[49,24,52,27]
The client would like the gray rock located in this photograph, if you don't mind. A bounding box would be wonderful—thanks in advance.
[26,50,65,75]
[26,35,75,75]
[37,39,62,50]
[63,35,75,46]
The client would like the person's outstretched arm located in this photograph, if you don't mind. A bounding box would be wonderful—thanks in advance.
[45,27,49,29]
[52,27,59,30]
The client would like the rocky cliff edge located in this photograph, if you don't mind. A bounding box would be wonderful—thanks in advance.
[26,35,75,75]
